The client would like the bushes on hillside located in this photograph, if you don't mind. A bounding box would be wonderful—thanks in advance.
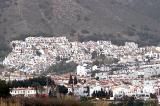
[47,61,77,74]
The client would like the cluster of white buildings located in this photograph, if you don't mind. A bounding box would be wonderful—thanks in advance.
[9,73,160,100]
[51,73,160,100]
[3,36,160,74]
[3,36,160,101]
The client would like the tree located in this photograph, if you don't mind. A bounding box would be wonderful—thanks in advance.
[92,60,100,66]
[95,77,99,81]
[100,54,105,60]
[105,91,110,99]
[0,80,10,97]
[92,91,96,97]
[150,93,157,99]
[68,75,73,84]
[73,76,78,85]
[86,86,90,96]
[12,43,16,48]
[10,76,54,88]
[36,50,41,56]
[32,82,41,97]
[47,61,77,74]
[56,56,61,61]
[103,57,119,64]
[91,89,114,99]
[146,56,151,63]
[91,51,98,59]
[127,96,135,106]
[48,89,53,97]
[109,90,113,97]
[57,85,68,96]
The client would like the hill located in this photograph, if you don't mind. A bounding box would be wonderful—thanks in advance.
[1,0,160,59]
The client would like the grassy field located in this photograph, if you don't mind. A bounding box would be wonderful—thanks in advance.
[0,97,158,106]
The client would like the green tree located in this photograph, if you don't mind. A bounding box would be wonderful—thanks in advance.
[10,76,54,88]
[57,85,68,97]
[92,91,96,97]
[56,56,61,61]
[36,50,41,56]
[109,90,113,97]
[91,51,98,59]
[47,61,77,74]
[68,75,73,84]
[0,80,10,97]
[92,60,100,66]
[73,76,78,85]
[32,82,41,97]
[95,77,99,81]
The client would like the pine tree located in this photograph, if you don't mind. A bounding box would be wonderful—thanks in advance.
[105,91,110,99]
[109,90,113,97]
[74,76,78,85]
[68,75,73,84]
[92,91,96,97]
[86,86,90,96]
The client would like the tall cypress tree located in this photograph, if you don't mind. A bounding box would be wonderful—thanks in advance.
[68,75,73,84]
[74,76,78,85]
[109,89,113,97]
[92,91,96,97]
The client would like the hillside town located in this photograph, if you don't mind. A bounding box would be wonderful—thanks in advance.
[1,36,160,102]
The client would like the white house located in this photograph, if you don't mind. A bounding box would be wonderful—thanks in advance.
[10,87,48,97]
[10,87,37,97]
[76,64,91,76]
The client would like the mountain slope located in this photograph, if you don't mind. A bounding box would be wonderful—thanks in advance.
[1,0,160,59]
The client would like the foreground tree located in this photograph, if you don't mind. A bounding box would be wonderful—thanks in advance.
[10,76,54,88]
[57,85,68,99]
[57,85,68,95]
[32,82,41,97]
[73,76,78,85]
[0,80,10,97]
[68,75,73,84]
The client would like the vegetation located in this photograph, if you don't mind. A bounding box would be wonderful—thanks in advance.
[0,37,12,60]
[55,56,61,61]
[91,51,98,59]
[10,76,54,88]
[68,75,78,85]
[0,80,11,98]
[15,97,93,106]
[12,32,54,41]
[0,97,158,106]
[0,64,5,69]
[79,30,160,47]
[92,56,119,66]
[68,75,73,84]
[92,89,113,99]
[78,33,126,46]
[36,50,42,56]
[108,98,158,106]
[74,76,78,85]
[47,61,77,74]
[57,85,68,96]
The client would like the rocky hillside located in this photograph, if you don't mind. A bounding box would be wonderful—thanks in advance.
[1,0,160,59]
